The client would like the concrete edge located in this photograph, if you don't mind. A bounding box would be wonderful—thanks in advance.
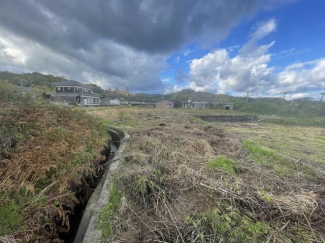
[80,126,129,243]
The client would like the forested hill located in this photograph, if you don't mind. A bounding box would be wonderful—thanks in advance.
[165,88,230,102]
[0,71,63,89]
[0,71,109,96]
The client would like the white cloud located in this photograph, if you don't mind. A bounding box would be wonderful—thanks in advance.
[287,93,308,100]
[189,18,325,98]
[189,19,275,94]
[183,49,192,56]
[280,47,296,54]
[164,84,183,94]
[270,59,325,94]
[251,18,277,40]
[227,45,240,52]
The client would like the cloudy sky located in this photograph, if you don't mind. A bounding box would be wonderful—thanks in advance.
[0,0,324,99]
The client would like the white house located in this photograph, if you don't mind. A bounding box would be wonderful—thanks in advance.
[51,80,100,106]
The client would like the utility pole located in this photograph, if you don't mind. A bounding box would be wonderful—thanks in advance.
[321,93,325,102]
[161,87,164,101]
[20,78,23,88]
[283,92,287,100]
[246,89,249,102]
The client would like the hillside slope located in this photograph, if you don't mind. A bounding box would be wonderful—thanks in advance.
[0,81,110,242]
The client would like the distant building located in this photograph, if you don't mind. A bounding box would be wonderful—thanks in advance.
[129,101,149,106]
[183,99,221,109]
[156,100,174,109]
[109,99,120,106]
[51,80,100,106]
[120,101,129,105]
[223,103,234,110]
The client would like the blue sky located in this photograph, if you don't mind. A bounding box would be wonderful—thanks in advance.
[0,0,324,99]
[161,0,325,99]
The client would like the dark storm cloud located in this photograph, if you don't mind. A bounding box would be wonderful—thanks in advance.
[0,0,260,52]
[0,0,280,91]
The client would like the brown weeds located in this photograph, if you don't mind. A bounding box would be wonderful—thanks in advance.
[0,103,109,242]
[90,107,325,242]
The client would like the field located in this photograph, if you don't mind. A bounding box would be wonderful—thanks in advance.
[87,107,325,242]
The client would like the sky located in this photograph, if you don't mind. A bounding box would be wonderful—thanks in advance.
[0,0,324,99]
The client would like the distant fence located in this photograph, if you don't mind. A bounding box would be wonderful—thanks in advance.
[197,115,258,123]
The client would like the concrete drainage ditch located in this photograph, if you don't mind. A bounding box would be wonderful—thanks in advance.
[71,126,129,243]
[197,115,258,123]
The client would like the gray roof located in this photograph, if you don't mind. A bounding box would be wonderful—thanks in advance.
[191,100,222,104]
[52,92,100,98]
[52,80,91,89]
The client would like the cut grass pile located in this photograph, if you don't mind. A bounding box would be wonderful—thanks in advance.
[88,107,325,242]
[0,81,110,242]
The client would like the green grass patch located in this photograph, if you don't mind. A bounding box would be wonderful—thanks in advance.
[243,140,275,165]
[243,140,316,178]
[315,135,325,142]
[262,117,325,127]
[207,155,238,175]
[0,203,25,235]
[98,181,122,239]
[183,209,270,242]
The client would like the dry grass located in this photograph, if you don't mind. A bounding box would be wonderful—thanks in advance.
[88,107,325,242]
[0,102,109,242]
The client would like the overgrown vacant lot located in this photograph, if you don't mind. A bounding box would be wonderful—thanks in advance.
[0,82,110,242]
[89,107,325,243]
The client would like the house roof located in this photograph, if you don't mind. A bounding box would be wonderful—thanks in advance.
[192,100,222,104]
[51,92,100,98]
[52,80,91,89]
